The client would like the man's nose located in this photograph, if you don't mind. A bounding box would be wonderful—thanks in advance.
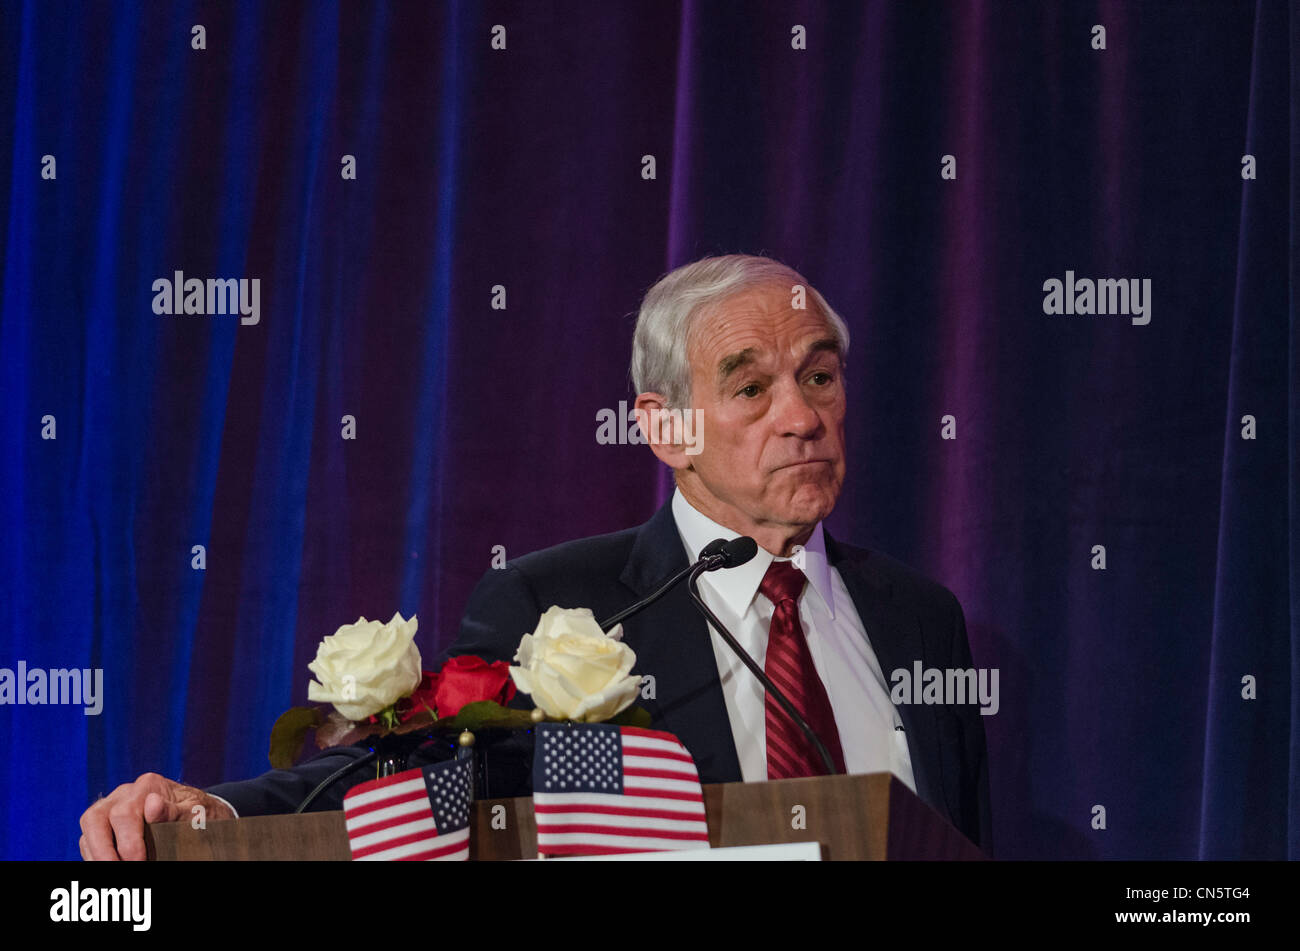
[770,379,823,437]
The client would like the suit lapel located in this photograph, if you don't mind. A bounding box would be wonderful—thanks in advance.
[825,531,949,818]
[617,501,744,784]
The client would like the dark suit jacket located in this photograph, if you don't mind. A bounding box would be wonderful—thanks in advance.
[210,500,992,855]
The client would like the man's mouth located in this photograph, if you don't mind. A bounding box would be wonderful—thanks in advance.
[774,459,832,471]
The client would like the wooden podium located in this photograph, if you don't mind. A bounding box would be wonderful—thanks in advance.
[146,773,985,860]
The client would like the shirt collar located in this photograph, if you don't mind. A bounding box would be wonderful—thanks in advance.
[670,487,836,618]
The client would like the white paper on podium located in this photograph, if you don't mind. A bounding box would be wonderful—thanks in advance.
[541,842,822,861]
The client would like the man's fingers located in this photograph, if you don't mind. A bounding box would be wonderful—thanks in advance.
[80,800,121,861]
[142,790,184,825]
[107,798,149,862]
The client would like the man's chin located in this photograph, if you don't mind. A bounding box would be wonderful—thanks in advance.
[772,483,839,526]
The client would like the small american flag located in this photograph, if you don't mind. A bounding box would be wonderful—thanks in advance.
[532,723,711,856]
[343,759,471,861]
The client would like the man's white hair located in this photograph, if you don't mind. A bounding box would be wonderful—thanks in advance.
[631,254,850,408]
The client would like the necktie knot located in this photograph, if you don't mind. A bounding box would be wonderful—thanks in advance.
[760,559,806,606]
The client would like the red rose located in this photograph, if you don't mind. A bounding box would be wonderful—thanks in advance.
[394,669,442,723]
[433,655,517,718]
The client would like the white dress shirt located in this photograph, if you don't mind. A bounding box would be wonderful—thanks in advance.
[671,488,916,791]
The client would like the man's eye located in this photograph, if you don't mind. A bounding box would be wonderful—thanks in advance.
[737,383,762,398]
[808,371,833,385]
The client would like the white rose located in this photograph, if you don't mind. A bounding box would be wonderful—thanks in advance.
[509,606,641,722]
[307,612,422,721]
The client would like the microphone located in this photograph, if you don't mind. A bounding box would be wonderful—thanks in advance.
[597,536,754,631]
[704,536,758,571]
[685,552,839,776]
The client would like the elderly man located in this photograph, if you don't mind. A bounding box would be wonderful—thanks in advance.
[78,254,991,859]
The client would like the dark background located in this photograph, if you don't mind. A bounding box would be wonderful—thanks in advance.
[0,0,1295,860]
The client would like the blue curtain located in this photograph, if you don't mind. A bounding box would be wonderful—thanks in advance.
[0,0,1295,860]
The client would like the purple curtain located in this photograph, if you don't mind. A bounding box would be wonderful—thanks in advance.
[0,0,1295,860]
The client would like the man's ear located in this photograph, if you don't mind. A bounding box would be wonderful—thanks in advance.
[633,392,695,471]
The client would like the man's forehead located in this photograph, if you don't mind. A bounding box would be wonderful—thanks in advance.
[688,285,837,367]
[699,281,803,321]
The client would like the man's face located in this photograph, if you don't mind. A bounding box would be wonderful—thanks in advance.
[679,281,847,539]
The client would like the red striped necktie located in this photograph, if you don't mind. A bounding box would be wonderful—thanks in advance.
[760,559,847,778]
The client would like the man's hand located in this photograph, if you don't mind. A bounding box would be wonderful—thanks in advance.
[78,772,235,861]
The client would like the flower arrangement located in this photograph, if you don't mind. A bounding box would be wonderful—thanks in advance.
[269,607,649,769]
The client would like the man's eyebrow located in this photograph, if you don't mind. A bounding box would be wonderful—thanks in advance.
[803,338,843,363]
[716,338,843,382]
[717,347,757,382]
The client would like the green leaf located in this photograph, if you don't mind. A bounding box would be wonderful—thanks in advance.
[268,706,326,769]
[447,700,538,731]
[606,705,653,729]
